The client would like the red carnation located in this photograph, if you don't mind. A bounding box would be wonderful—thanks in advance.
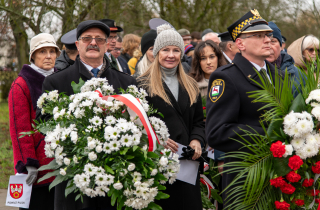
[270,177,286,188]
[275,200,290,210]
[280,183,296,194]
[286,171,301,183]
[302,178,314,187]
[288,155,303,171]
[270,141,286,157]
[294,199,304,206]
[316,198,320,203]
[312,161,320,174]
[312,189,320,196]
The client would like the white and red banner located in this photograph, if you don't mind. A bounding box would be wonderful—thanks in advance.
[101,94,160,152]
[6,174,32,208]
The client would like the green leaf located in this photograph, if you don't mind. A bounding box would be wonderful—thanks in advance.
[38,159,60,171]
[133,146,139,152]
[120,147,130,155]
[155,192,170,200]
[305,171,310,180]
[105,165,115,174]
[148,202,163,210]
[210,188,223,204]
[267,119,284,141]
[111,191,118,206]
[65,183,77,197]
[288,93,306,113]
[37,170,60,183]
[157,185,166,190]
[126,155,135,159]
[71,78,85,94]
[147,152,159,159]
[19,131,35,138]
[75,194,81,201]
[49,174,66,191]
[272,157,291,177]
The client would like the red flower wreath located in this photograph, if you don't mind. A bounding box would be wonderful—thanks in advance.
[275,200,290,210]
[280,183,296,194]
[270,141,286,157]
[270,177,286,188]
[288,155,303,171]
[286,171,301,183]
[302,178,314,187]
[312,161,320,174]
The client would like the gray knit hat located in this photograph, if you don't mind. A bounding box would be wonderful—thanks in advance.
[153,24,185,59]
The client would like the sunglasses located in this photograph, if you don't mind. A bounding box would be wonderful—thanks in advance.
[79,37,107,44]
[305,48,320,54]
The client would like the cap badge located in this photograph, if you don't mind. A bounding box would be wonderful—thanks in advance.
[251,9,260,17]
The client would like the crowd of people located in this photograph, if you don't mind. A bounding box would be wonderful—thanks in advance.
[8,8,320,210]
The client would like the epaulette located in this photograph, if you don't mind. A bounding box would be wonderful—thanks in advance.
[220,63,235,71]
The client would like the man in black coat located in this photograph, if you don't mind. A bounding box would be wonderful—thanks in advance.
[37,20,136,210]
[205,9,276,208]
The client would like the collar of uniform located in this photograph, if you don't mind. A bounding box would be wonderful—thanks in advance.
[249,61,266,72]
[223,52,232,63]
[105,52,112,60]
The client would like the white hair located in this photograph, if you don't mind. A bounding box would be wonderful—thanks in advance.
[202,32,221,41]
[302,35,320,51]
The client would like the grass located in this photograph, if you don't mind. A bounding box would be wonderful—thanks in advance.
[0,100,14,189]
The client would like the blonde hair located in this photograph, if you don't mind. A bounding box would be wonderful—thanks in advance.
[138,54,199,106]
[137,54,152,76]
[122,34,141,57]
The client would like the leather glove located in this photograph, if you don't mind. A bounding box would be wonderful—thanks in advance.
[26,166,38,186]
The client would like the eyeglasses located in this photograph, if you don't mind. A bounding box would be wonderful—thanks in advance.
[113,48,121,52]
[107,36,118,41]
[305,47,320,54]
[242,32,273,40]
[79,37,107,44]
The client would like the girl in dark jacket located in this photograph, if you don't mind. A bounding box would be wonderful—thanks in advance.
[138,24,205,210]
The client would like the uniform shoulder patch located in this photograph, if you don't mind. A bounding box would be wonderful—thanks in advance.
[209,79,225,103]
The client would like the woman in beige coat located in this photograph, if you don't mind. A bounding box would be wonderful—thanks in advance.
[189,40,226,97]
[287,35,319,71]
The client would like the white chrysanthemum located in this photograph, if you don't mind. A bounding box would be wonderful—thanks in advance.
[48,90,59,101]
[132,134,141,146]
[290,138,305,150]
[314,133,320,145]
[44,144,54,157]
[103,142,112,154]
[73,155,79,164]
[88,140,97,150]
[70,131,78,144]
[128,163,135,171]
[53,107,59,115]
[93,107,103,114]
[96,166,105,174]
[37,93,47,108]
[296,120,313,135]
[85,188,97,198]
[109,140,121,151]
[104,116,116,125]
[283,111,298,127]
[74,108,85,118]
[302,143,318,158]
[120,134,133,147]
[159,156,169,167]
[312,106,320,120]
[78,173,90,188]
[306,134,318,145]
[89,116,103,127]
[306,89,320,104]
[282,144,293,158]
[88,151,97,161]
[95,174,107,186]
[133,172,142,181]
[105,174,115,185]
[95,186,106,197]
[84,163,97,176]
[113,182,123,190]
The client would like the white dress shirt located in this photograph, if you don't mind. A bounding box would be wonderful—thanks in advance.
[250,61,271,83]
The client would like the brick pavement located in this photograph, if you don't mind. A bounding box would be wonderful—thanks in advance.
[0,189,18,210]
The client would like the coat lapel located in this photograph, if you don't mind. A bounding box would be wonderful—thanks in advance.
[177,84,189,114]
[233,53,275,89]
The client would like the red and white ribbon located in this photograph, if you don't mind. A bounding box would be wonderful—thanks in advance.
[101,94,159,152]
[200,174,215,198]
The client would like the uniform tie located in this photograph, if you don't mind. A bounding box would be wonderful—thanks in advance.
[91,68,99,78]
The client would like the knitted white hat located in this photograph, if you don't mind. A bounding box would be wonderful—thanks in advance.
[153,24,184,59]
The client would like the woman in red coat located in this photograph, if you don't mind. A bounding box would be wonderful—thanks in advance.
[9,33,60,210]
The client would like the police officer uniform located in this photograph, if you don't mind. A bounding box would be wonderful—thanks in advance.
[218,32,233,64]
[205,9,276,208]
[99,19,123,71]
[55,29,77,71]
